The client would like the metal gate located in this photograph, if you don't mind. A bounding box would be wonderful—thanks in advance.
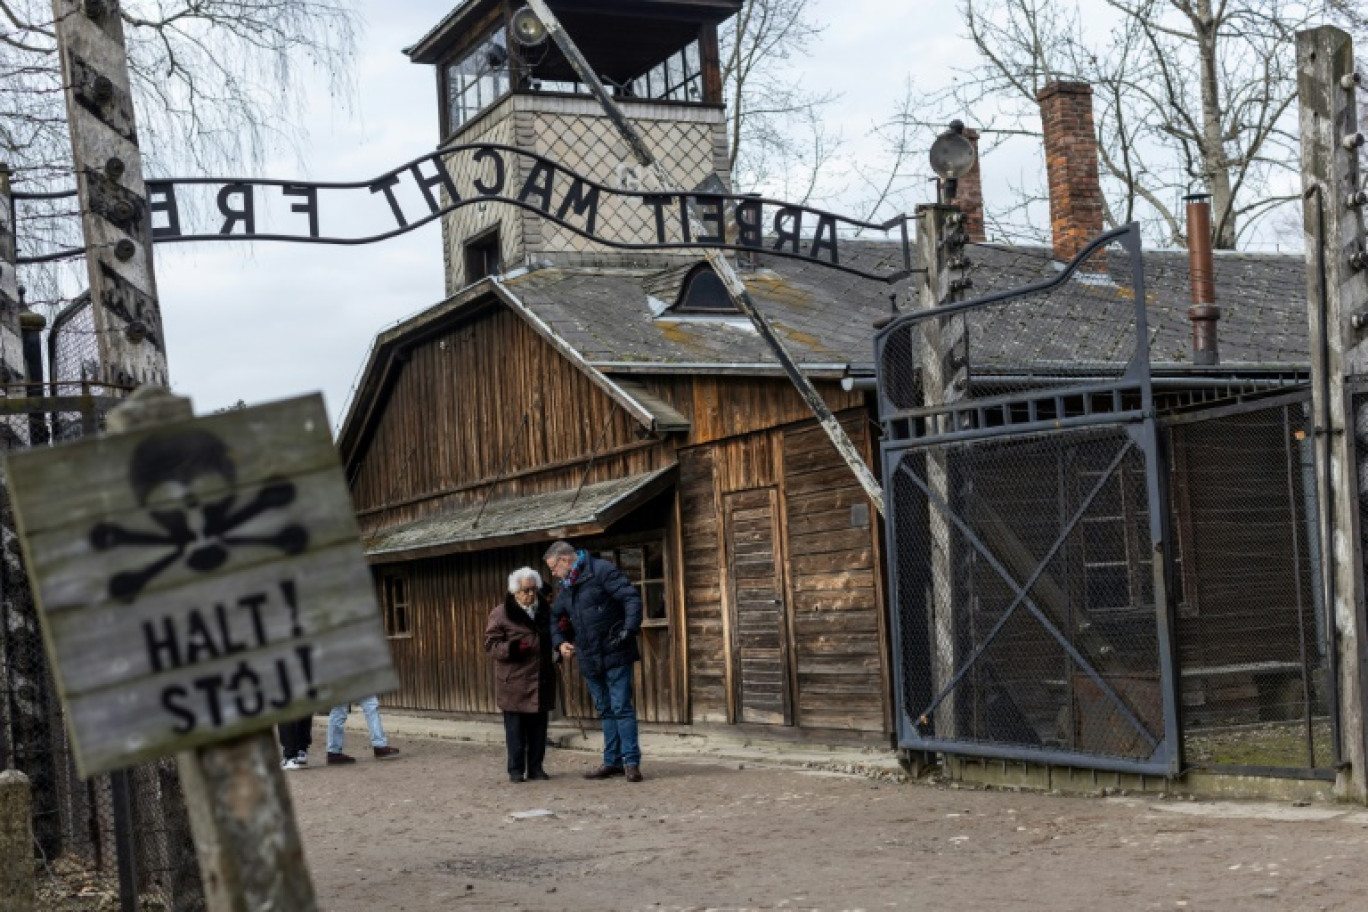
[1164,390,1337,778]
[876,224,1181,775]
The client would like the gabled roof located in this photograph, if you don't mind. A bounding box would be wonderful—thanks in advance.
[335,277,691,470]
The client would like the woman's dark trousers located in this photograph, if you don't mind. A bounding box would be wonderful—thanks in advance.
[503,711,549,777]
[277,716,312,761]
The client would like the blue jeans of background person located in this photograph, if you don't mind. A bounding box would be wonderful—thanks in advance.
[582,664,640,767]
[327,695,388,753]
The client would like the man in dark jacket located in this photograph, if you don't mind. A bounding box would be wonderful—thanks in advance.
[546,540,644,782]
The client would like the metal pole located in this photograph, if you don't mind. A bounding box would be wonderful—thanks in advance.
[523,0,885,515]
[109,770,138,912]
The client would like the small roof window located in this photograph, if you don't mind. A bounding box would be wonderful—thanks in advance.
[669,264,738,315]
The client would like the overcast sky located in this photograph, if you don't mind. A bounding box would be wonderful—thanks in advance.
[144,1,989,422]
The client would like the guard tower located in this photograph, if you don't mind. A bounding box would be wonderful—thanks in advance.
[407,0,742,294]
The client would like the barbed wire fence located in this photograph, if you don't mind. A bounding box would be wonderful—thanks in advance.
[3,176,205,910]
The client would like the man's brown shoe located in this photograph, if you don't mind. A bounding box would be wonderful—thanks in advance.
[625,765,643,782]
[583,764,625,780]
[326,752,356,765]
[373,746,400,759]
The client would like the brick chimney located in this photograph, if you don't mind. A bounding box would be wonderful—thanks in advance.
[957,127,985,243]
[1037,81,1104,263]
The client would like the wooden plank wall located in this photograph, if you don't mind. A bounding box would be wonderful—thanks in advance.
[689,376,864,446]
[782,418,887,732]
[679,448,729,722]
[383,545,547,714]
[384,541,681,724]
[677,406,889,735]
[350,306,646,525]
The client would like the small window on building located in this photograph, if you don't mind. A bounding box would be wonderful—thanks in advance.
[1075,452,1162,615]
[669,264,738,315]
[380,572,411,638]
[594,539,668,625]
[465,228,502,282]
[445,28,510,133]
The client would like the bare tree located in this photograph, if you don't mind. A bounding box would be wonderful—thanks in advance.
[2,0,357,305]
[719,0,842,202]
[901,0,1367,249]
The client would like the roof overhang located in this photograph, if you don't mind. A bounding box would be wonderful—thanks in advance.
[363,465,676,563]
[407,0,743,74]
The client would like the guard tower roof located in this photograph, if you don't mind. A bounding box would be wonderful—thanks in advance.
[407,0,743,85]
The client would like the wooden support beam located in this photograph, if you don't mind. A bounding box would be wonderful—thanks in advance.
[1297,25,1368,803]
[917,203,965,741]
[0,163,25,390]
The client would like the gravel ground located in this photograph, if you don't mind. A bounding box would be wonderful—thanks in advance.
[285,735,1368,912]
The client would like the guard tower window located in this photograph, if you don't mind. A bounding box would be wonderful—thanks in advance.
[534,40,705,102]
[465,228,502,282]
[446,28,510,131]
[628,42,703,102]
[669,264,738,314]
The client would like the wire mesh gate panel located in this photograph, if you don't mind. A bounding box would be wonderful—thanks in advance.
[876,225,1181,775]
[1164,391,1336,777]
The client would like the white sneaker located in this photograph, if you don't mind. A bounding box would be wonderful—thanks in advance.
[282,757,307,771]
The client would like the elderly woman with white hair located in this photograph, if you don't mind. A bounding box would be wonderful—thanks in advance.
[483,566,557,782]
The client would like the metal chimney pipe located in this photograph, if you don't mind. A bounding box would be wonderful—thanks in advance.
[1185,193,1221,366]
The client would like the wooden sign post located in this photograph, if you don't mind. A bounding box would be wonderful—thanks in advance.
[3,387,398,909]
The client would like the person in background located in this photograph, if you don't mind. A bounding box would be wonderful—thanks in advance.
[325,696,401,764]
[277,716,312,771]
[545,540,645,782]
[484,566,557,782]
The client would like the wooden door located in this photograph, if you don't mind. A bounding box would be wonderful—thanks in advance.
[724,487,792,725]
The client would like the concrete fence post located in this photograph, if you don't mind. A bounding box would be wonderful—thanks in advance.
[0,768,35,912]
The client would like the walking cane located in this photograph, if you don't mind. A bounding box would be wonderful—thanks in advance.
[556,659,588,741]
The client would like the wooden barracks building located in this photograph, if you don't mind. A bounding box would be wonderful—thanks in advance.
[340,0,897,741]
[339,0,1311,746]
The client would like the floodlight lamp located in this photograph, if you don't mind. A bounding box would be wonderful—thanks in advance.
[511,7,549,47]
[929,122,976,181]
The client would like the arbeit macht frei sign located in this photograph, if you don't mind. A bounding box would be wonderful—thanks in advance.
[129,143,912,283]
[3,394,398,777]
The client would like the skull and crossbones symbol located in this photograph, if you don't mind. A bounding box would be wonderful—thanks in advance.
[91,428,309,601]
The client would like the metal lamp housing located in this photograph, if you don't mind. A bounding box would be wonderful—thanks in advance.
[929,130,977,181]
[511,7,549,47]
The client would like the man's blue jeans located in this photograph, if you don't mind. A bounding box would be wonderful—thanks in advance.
[582,663,640,767]
[327,695,388,753]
